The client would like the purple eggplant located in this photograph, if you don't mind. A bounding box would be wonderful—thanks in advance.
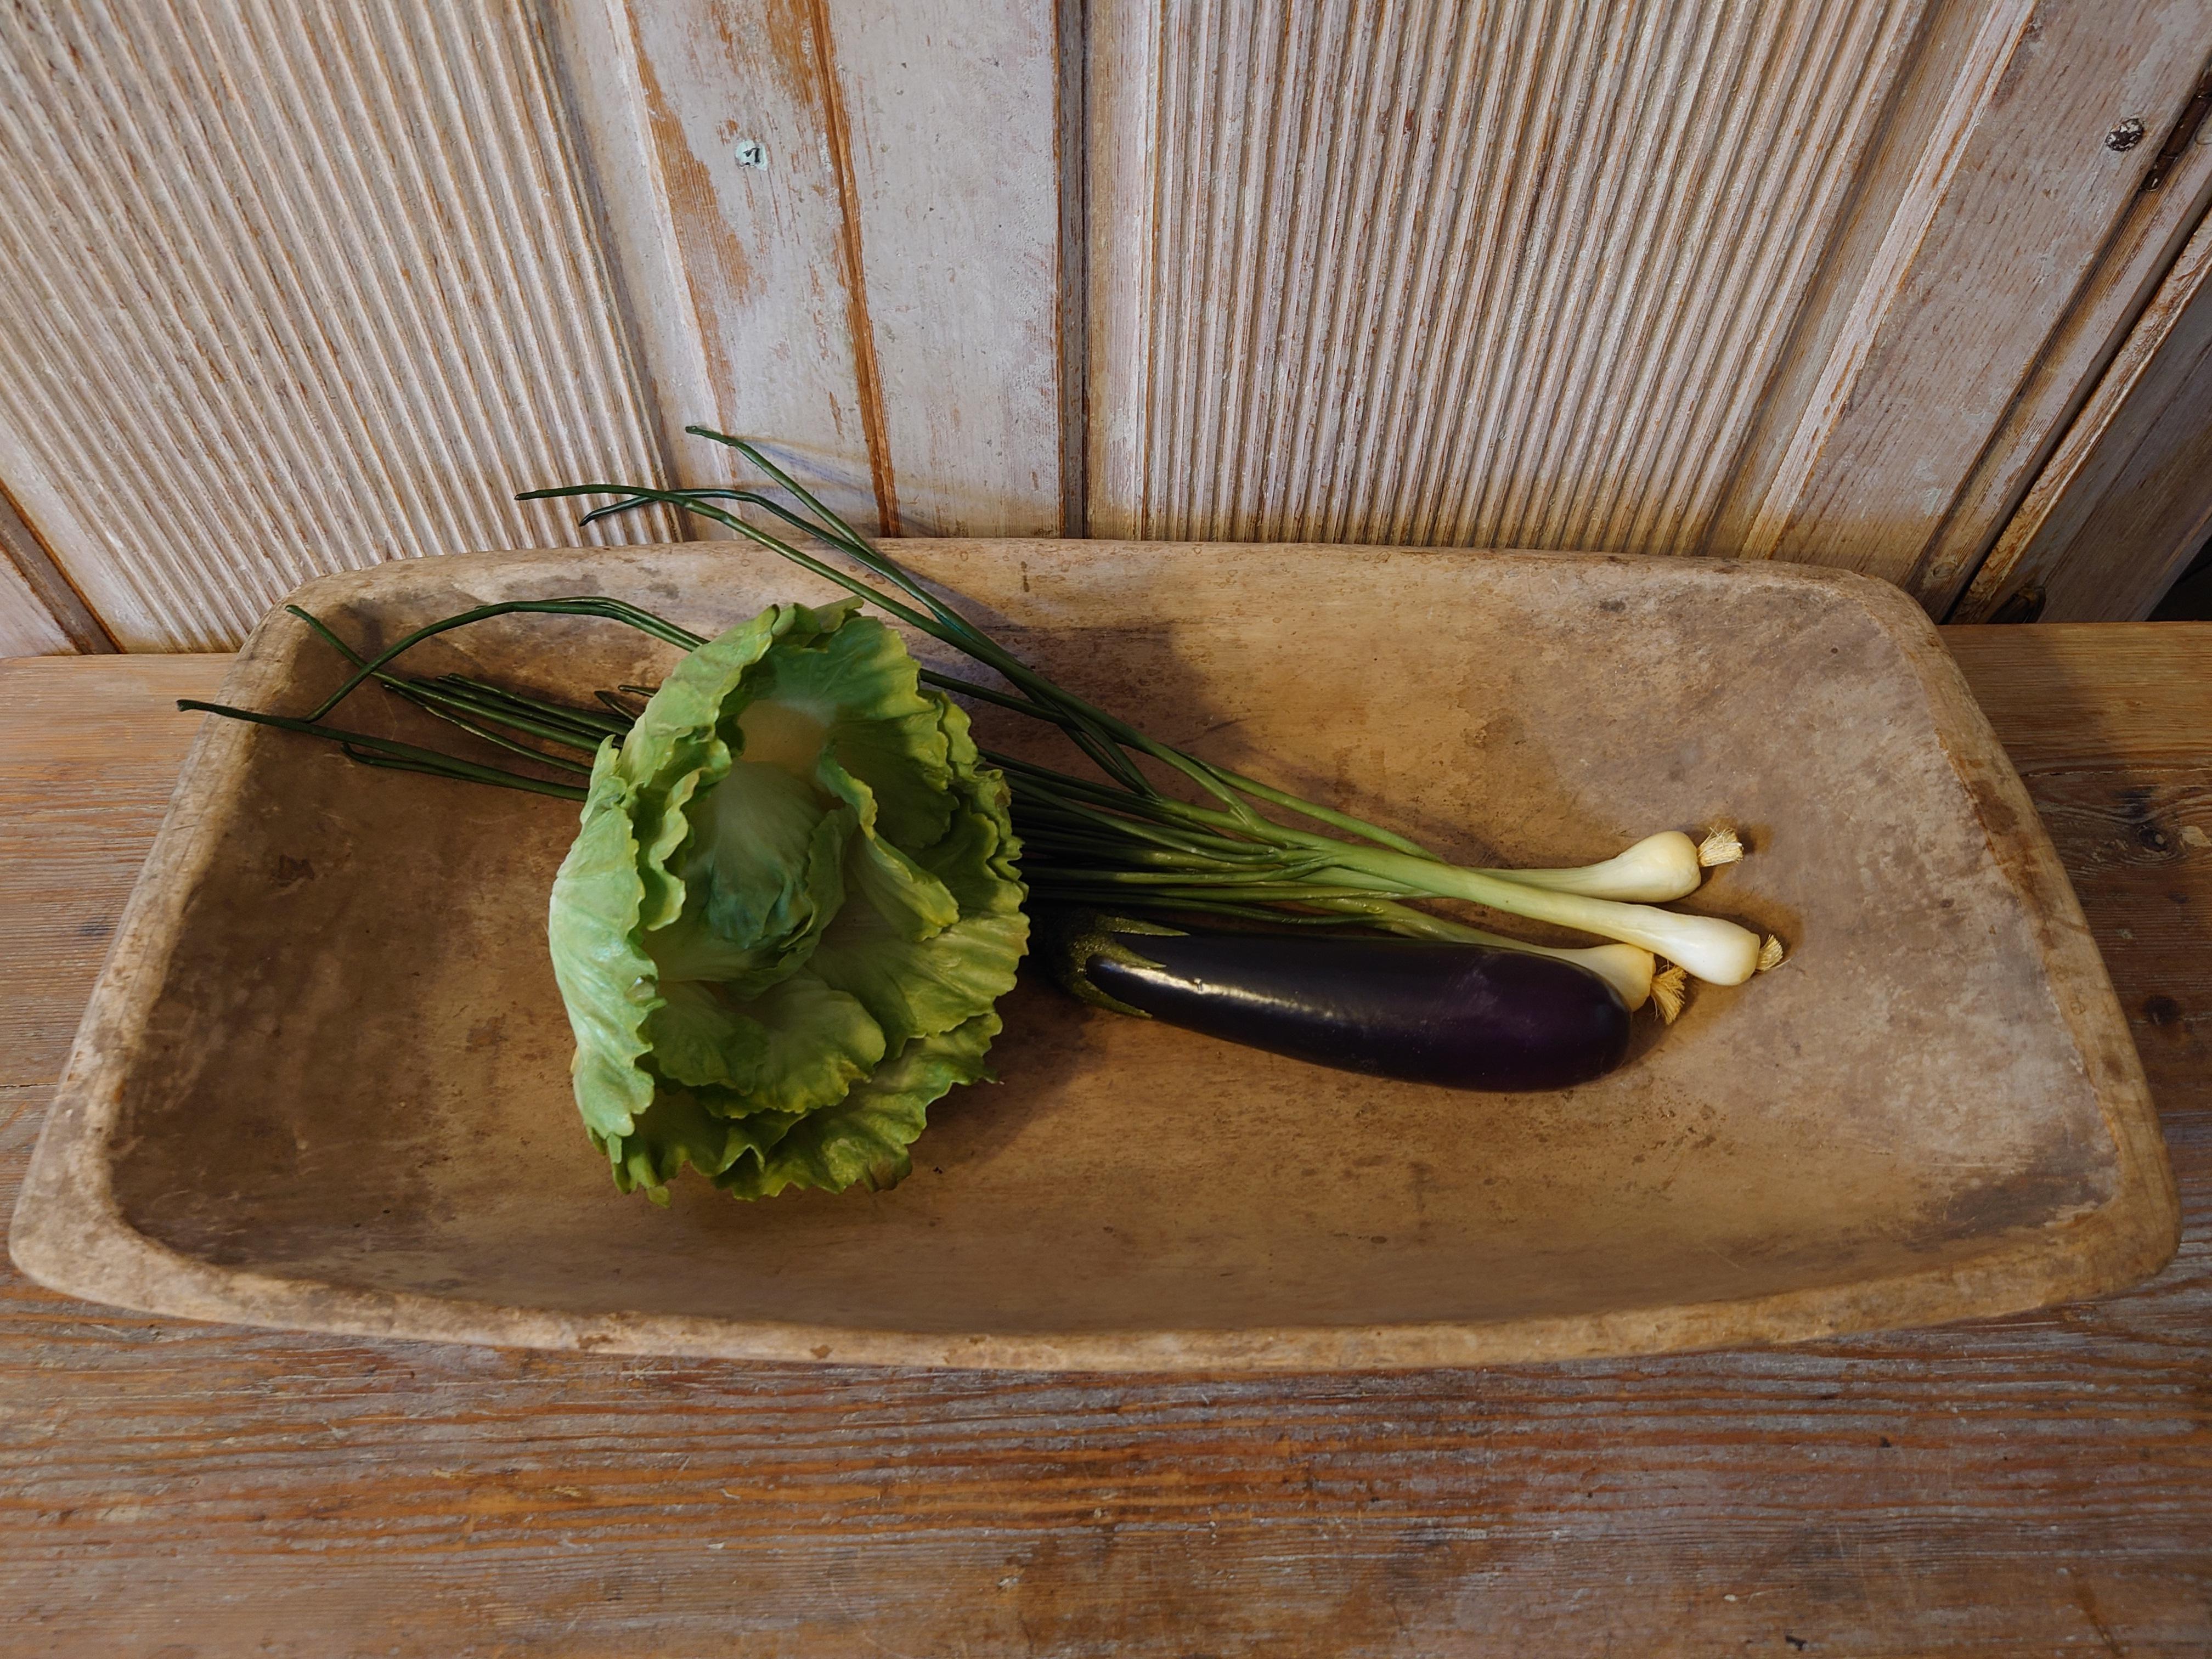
[1039,910,1631,1091]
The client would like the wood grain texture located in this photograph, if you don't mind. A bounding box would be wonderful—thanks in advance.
[830,1,1063,537]
[0,541,74,661]
[1951,200,2212,622]
[562,0,879,532]
[1945,623,2212,765]
[1917,56,2212,618]
[1085,0,2212,609]
[556,0,1062,539]
[1087,0,1926,549]
[0,483,107,658]
[0,658,223,1088]
[0,0,678,653]
[1948,624,2212,1082]
[1724,0,2039,563]
[1725,0,2212,592]
[1,624,2210,1654]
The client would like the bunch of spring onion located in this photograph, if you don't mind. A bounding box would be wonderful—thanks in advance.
[520,432,1778,1005]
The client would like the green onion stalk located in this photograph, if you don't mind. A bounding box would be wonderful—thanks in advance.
[184,428,1780,1013]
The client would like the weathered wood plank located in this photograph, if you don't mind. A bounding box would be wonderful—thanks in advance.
[829,0,1062,536]
[2,625,2208,1656]
[0,540,72,660]
[556,0,881,533]
[1082,0,2212,610]
[0,2,679,651]
[1916,60,2212,618]
[1951,203,2212,623]
[1945,623,2212,765]
[0,657,223,1088]
[1949,624,2212,1097]
[555,0,1062,540]
[0,484,103,658]
[1085,0,1927,552]
[1730,0,2212,591]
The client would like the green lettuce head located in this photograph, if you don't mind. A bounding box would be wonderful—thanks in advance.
[546,599,1026,1203]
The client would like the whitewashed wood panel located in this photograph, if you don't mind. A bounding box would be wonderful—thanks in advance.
[556,0,1062,540]
[1922,67,2212,618]
[0,1,676,652]
[1725,0,2212,596]
[6,0,2197,644]
[0,552,72,660]
[0,481,112,656]
[1087,0,1927,550]
[555,0,881,532]
[831,0,1063,535]
[1955,199,2212,622]
[1087,0,2212,608]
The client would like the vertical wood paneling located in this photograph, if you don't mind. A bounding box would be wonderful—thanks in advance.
[1085,0,1161,538]
[0,1,677,652]
[1731,0,2039,567]
[1090,0,1925,552]
[0,555,73,660]
[1090,0,2212,608]
[556,0,1061,541]
[1919,58,2212,617]
[1714,0,2212,595]
[1956,201,2212,622]
[832,1,1062,536]
[553,0,889,534]
[8,0,2194,640]
[0,483,106,657]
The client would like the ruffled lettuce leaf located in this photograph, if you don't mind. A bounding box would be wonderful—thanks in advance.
[606,1087,806,1200]
[714,1011,1004,1200]
[546,600,1026,1204]
[644,970,883,1111]
[545,745,658,1145]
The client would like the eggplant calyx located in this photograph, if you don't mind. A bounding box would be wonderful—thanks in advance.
[1031,906,1185,1019]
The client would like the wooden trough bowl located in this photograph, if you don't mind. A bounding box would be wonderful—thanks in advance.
[9,543,2179,1370]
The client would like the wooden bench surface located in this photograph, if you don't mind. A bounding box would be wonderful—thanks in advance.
[2,627,2207,1656]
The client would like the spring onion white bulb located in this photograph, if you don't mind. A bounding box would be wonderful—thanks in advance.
[1484,830,1703,902]
[1289,839,1765,985]
[1500,939,1655,1008]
